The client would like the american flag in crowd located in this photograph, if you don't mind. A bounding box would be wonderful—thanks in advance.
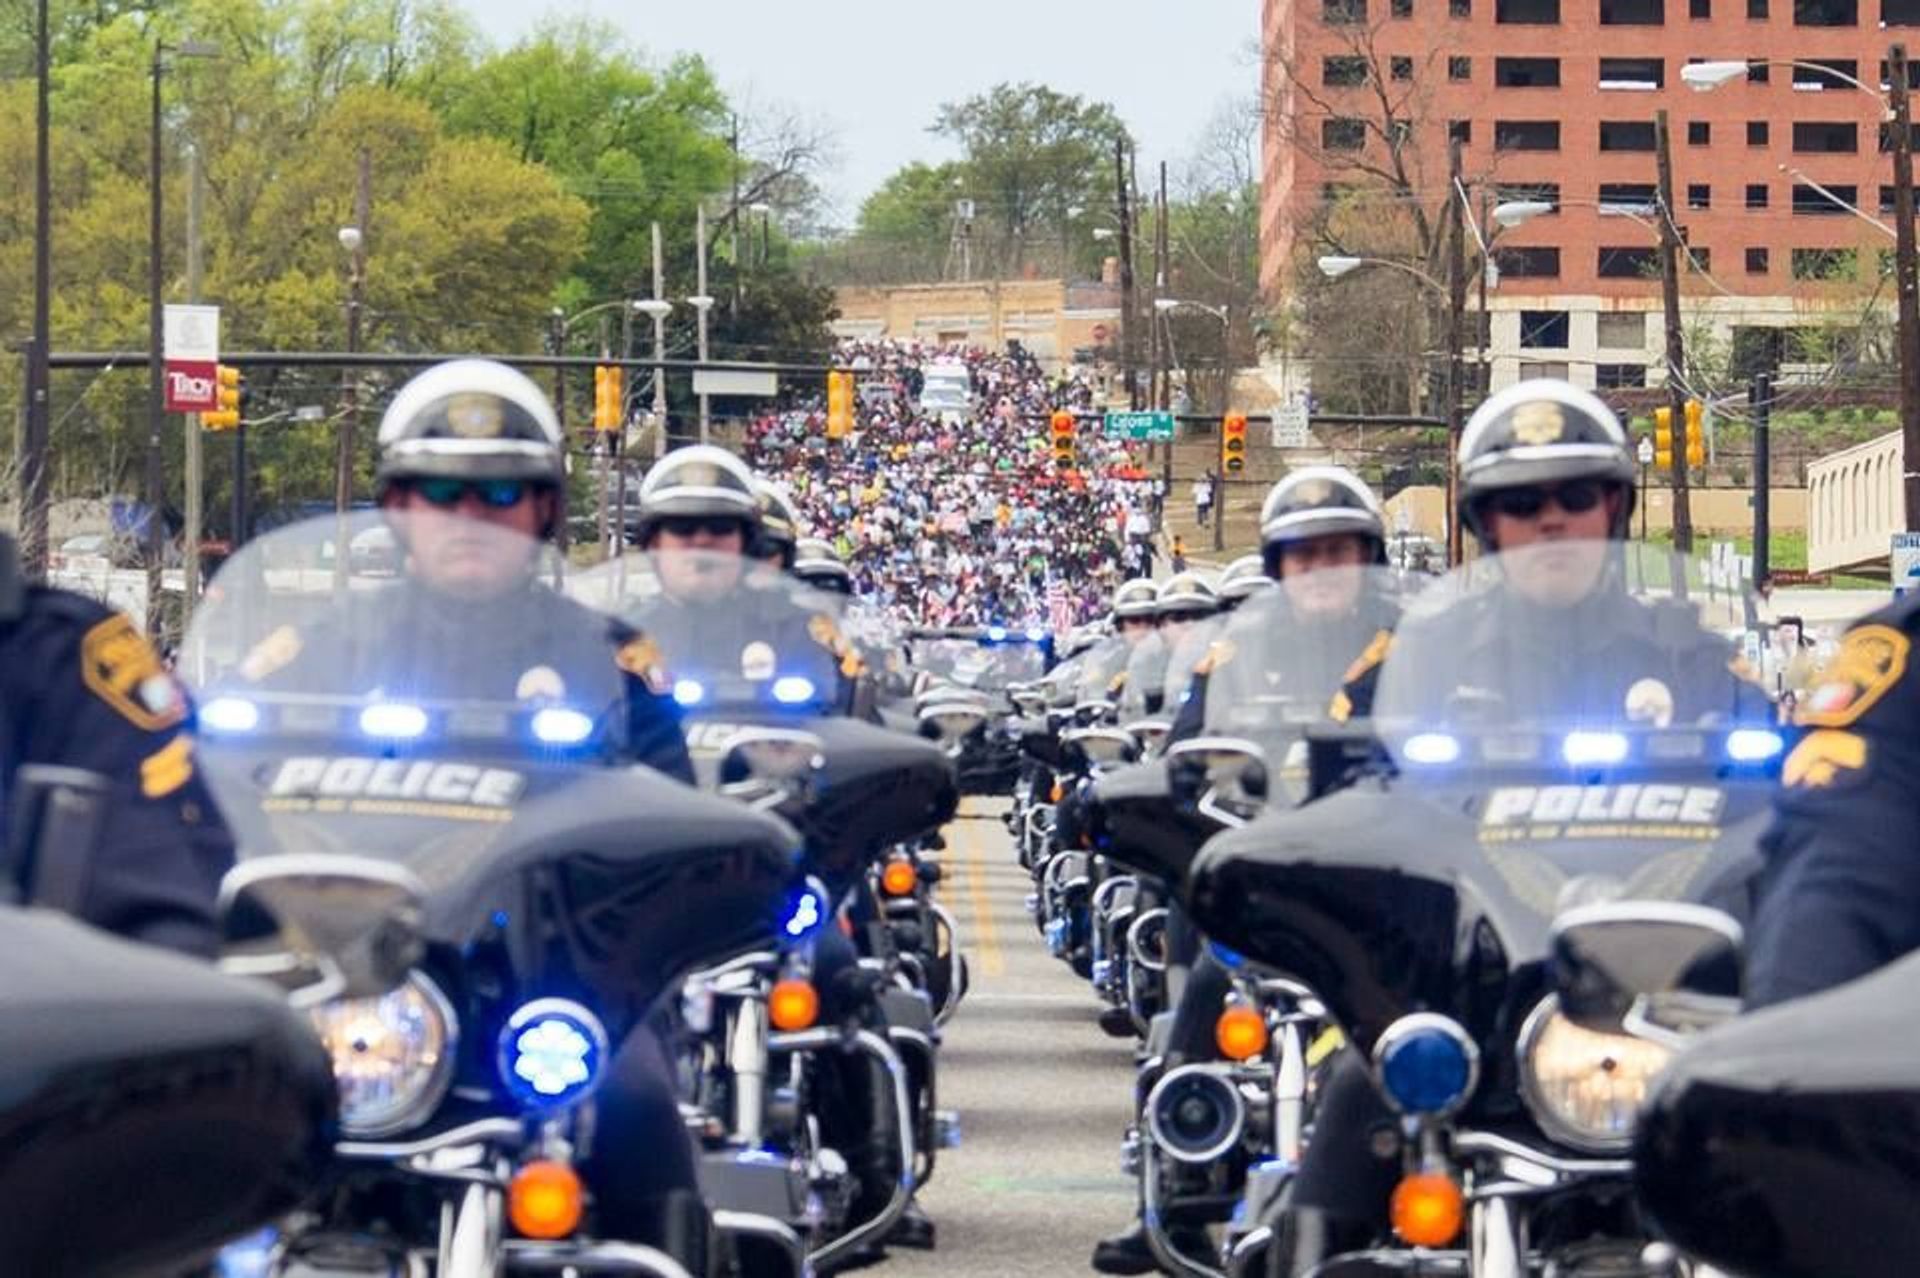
[1046,580,1074,636]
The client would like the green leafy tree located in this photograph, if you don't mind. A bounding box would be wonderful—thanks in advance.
[932,82,1129,274]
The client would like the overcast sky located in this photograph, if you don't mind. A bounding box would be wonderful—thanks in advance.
[459,0,1262,222]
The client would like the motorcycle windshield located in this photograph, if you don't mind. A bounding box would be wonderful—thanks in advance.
[1076,637,1132,704]
[1202,567,1404,745]
[179,512,798,1005]
[1372,543,1767,770]
[570,549,851,718]
[914,634,1049,691]
[1161,615,1222,714]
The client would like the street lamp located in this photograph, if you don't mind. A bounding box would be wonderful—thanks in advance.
[1686,46,1920,530]
[146,35,219,632]
[634,298,674,460]
[1637,435,1655,539]
[687,294,716,444]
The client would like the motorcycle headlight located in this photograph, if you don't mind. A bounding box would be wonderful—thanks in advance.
[309,972,458,1138]
[1517,996,1671,1152]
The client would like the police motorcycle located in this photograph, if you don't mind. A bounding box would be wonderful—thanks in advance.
[907,624,1056,795]
[183,512,806,1278]
[1186,545,1779,1278]
[1005,625,1104,874]
[1629,939,1920,1278]
[572,548,960,1272]
[1025,626,1145,980]
[1086,570,1401,1278]
[0,766,336,1276]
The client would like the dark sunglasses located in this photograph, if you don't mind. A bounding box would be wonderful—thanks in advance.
[1483,479,1608,521]
[411,477,531,509]
[659,515,746,538]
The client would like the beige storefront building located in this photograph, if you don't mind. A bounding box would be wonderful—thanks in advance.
[831,279,1122,369]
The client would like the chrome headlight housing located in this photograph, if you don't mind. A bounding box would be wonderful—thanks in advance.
[309,972,458,1138]
[1516,995,1671,1152]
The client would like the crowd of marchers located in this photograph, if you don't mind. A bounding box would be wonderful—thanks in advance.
[743,339,1167,629]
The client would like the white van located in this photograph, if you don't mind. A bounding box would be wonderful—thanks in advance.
[918,361,973,416]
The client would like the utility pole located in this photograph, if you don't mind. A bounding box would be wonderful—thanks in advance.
[21,0,52,581]
[549,308,566,435]
[1654,109,1694,553]
[597,313,612,555]
[1752,371,1772,587]
[1115,139,1138,411]
[1445,138,1468,567]
[1157,161,1174,507]
[1889,43,1920,529]
[337,147,370,517]
[184,144,205,603]
[729,114,743,319]
[145,44,166,634]
[697,203,712,443]
[651,221,669,459]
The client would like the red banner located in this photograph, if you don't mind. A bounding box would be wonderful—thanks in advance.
[164,359,219,413]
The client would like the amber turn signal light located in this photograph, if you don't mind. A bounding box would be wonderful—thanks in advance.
[769,978,821,1031]
[881,859,919,897]
[510,1160,584,1240]
[1390,1170,1464,1247]
[1213,1004,1269,1060]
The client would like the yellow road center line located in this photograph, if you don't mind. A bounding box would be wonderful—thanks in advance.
[957,810,1005,978]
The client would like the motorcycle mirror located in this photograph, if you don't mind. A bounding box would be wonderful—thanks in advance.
[1550,901,1744,1031]
[1073,698,1116,728]
[1062,726,1142,771]
[718,727,827,804]
[6,765,111,914]
[1165,737,1268,823]
[218,854,426,1007]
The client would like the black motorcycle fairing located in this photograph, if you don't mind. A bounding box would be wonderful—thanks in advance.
[1187,773,1767,1073]
[0,909,333,1275]
[1085,759,1221,886]
[682,712,957,891]
[205,747,801,1024]
[1634,949,1920,1278]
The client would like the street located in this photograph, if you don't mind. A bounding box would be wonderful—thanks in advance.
[879,799,1137,1278]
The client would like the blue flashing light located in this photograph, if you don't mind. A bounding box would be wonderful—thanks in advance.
[673,678,706,707]
[530,706,594,746]
[1378,1021,1475,1115]
[200,696,261,734]
[497,999,609,1110]
[1726,728,1785,762]
[1026,627,1049,642]
[782,885,827,938]
[359,702,428,740]
[772,675,817,705]
[1208,941,1247,969]
[986,625,1009,642]
[1562,730,1630,767]
[1402,732,1462,765]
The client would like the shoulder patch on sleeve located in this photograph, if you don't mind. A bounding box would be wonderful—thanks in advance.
[139,734,196,798]
[1194,638,1236,677]
[1340,629,1394,686]
[1329,689,1354,723]
[615,635,671,696]
[81,614,185,731]
[1782,728,1868,789]
[1798,623,1910,728]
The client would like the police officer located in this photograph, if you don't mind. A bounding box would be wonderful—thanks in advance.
[1080,579,1159,711]
[0,533,231,957]
[1277,382,1765,1278]
[1119,572,1217,721]
[793,537,855,597]
[243,360,707,1267]
[1747,609,1920,1005]
[1338,381,1759,724]
[750,476,804,571]
[1166,466,1390,745]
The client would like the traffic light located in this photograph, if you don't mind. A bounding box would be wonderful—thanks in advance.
[1222,411,1248,474]
[826,370,854,439]
[1050,409,1076,471]
[1653,407,1674,471]
[593,364,623,433]
[203,364,242,431]
[1684,398,1706,469]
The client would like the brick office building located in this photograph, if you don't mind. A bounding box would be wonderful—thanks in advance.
[1260,0,1920,392]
